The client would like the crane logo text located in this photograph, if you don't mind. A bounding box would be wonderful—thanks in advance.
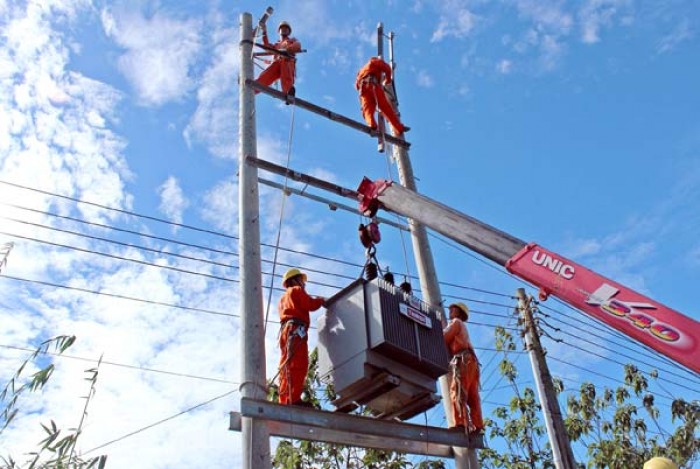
[531,250,575,280]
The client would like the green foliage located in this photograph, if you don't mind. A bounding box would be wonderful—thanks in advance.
[483,325,699,469]
[566,365,699,469]
[270,348,446,469]
[481,327,554,469]
[0,336,108,468]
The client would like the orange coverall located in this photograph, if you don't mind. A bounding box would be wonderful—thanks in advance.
[278,285,324,405]
[255,32,301,94]
[443,318,484,431]
[355,57,407,134]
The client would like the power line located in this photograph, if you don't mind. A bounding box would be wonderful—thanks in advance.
[537,314,699,387]
[83,389,237,454]
[540,300,699,379]
[2,187,517,298]
[543,336,697,395]
[0,343,237,385]
[537,304,695,378]
[0,231,238,283]
[0,180,234,239]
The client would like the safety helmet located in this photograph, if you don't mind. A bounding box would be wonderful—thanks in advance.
[643,457,678,469]
[282,268,306,287]
[449,302,469,320]
[278,21,292,33]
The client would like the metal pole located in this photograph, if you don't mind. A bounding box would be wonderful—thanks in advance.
[376,23,386,153]
[238,12,271,469]
[388,55,477,469]
[516,288,577,469]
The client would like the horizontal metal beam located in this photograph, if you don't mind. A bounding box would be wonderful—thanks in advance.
[258,177,409,232]
[246,156,359,200]
[246,80,410,149]
[229,398,484,458]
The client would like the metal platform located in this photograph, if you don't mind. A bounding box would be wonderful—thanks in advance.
[230,398,485,458]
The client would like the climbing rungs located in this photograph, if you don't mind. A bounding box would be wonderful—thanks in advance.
[245,80,410,149]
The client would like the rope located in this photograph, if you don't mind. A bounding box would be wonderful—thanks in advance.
[263,104,297,334]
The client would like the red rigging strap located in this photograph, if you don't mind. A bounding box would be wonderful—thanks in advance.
[507,243,700,374]
[357,177,393,216]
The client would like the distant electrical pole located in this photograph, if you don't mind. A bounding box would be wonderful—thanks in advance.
[385,31,479,469]
[516,288,577,469]
[238,12,271,469]
[0,242,14,273]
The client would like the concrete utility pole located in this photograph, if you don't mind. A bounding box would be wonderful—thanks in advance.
[238,12,271,469]
[516,288,577,469]
[386,35,479,469]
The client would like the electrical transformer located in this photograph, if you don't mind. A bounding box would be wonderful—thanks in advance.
[317,277,450,420]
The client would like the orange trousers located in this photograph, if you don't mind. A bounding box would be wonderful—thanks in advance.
[256,59,296,94]
[358,82,406,134]
[278,322,308,405]
[450,352,484,430]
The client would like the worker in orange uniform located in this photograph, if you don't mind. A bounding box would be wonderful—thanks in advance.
[355,56,410,135]
[443,302,484,434]
[278,268,325,406]
[255,21,301,96]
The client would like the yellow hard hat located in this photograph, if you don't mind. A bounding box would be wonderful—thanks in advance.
[643,457,678,469]
[282,268,306,287]
[449,302,469,320]
[278,21,292,33]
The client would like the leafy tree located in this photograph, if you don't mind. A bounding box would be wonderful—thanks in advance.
[565,364,699,469]
[1,336,107,468]
[270,348,446,469]
[480,326,699,469]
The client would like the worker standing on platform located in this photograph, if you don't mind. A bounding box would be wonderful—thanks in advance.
[278,268,325,406]
[355,56,410,135]
[443,302,484,434]
[255,21,301,95]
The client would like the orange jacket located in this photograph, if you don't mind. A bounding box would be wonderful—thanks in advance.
[355,57,392,90]
[279,285,324,326]
[443,318,474,356]
[263,33,302,59]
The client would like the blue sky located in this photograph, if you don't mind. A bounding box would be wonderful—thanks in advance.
[0,0,698,467]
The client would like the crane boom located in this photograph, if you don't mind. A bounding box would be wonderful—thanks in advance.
[357,178,700,374]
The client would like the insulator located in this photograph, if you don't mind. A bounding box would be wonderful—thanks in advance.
[365,262,378,281]
[383,271,395,285]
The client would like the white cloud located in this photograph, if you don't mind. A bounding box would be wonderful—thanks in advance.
[101,8,202,106]
[514,0,573,35]
[0,4,246,467]
[496,59,513,74]
[184,20,238,159]
[656,19,693,54]
[431,5,478,43]
[200,177,239,235]
[578,0,632,44]
[416,69,435,87]
[157,176,190,228]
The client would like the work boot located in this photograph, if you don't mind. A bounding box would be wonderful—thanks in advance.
[285,86,296,105]
[292,400,314,408]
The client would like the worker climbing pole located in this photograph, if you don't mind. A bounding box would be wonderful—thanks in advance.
[252,7,305,101]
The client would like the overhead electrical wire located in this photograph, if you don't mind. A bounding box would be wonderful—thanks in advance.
[83,389,237,455]
[1,183,517,297]
[535,311,699,386]
[0,343,237,385]
[3,181,695,386]
[535,303,696,378]
[540,335,696,395]
[542,299,699,379]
